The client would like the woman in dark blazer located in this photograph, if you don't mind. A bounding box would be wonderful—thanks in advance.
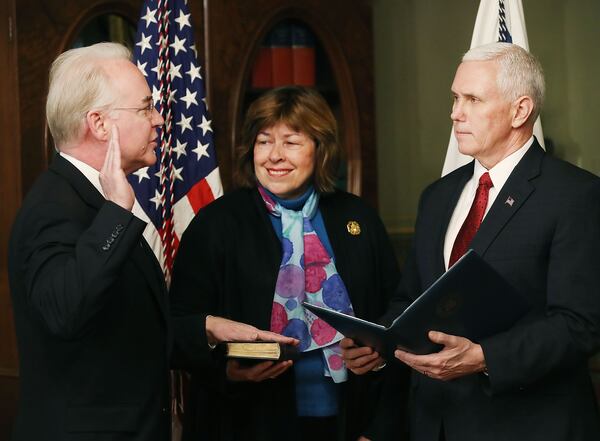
[170,86,406,441]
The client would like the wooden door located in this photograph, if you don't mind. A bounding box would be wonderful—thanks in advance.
[0,0,20,436]
[16,0,143,195]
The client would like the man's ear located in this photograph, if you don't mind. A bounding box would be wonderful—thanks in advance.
[86,110,110,141]
[511,96,534,129]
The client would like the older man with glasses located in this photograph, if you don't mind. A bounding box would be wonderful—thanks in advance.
[8,42,294,441]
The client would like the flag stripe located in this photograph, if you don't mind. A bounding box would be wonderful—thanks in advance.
[131,0,223,282]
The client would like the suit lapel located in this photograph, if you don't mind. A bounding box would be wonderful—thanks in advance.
[470,141,544,256]
[251,189,284,330]
[318,192,373,305]
[51,153,169,320]
[319,194,351,291]
[49,153,105,209]
[133,239,169,320]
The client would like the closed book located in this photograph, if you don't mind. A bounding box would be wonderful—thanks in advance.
[303,250,531,357]
[270,22,293,87]
[220,341,299,362]
[291,23,315,86]
[251,41,272,88]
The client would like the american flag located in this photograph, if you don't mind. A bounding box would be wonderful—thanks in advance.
[130,0,222,283]
[497,0,513,42]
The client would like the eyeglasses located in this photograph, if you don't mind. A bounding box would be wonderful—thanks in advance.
[112,101,155,119]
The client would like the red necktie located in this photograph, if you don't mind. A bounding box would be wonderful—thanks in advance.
[449,172,494,267]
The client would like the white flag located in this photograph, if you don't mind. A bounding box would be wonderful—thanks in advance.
[441,0,544,176]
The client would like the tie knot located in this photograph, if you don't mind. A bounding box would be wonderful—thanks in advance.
[479,172,493,189]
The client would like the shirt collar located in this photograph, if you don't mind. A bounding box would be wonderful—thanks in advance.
[474,136,534,190]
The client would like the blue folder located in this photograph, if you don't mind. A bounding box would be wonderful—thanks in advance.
[303,250,531,357]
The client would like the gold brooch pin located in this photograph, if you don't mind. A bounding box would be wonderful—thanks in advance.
[346,220,361,236]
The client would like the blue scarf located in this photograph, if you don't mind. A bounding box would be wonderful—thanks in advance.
[259,186,354,383]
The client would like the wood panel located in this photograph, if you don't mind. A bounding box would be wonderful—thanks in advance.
[0,0,21,437]
[16,0,142,196]
[204,0,377,205]
[5,1,144,437]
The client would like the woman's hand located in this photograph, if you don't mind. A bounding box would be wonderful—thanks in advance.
[226,359,294,382]
[340,337,385,375]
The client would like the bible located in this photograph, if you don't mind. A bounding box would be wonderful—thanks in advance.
[219,341,299,362]
[303,250,531,357]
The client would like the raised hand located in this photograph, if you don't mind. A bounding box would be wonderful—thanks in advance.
[99,125,135,210]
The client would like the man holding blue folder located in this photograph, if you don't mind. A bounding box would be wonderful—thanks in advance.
[342,43,600,441]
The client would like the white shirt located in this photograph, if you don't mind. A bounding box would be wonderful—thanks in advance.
[443,136,534,269]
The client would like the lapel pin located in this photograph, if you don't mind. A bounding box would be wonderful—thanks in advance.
[346,220,361,236]
[505,196,515,207]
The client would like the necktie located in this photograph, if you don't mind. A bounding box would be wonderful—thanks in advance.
[449,172,494,267]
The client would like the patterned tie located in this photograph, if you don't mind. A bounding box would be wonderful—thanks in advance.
[449,172,494,267]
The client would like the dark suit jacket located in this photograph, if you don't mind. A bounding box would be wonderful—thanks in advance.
[386,140,600,441]
[169,187,408,441]
[8,155,172,441]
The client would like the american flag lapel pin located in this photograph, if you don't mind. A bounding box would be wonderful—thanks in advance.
[505,196,515,207]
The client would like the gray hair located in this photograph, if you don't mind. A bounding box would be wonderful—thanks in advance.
[46,42,131,148]
[462,42,545,121]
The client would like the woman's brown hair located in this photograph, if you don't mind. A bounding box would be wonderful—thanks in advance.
[234,86,341,193]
